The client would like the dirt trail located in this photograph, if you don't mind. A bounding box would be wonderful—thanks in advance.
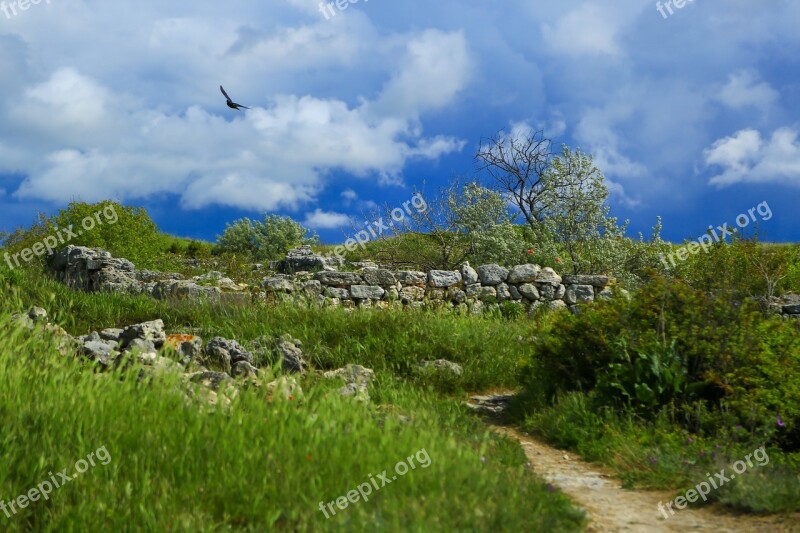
[467,395,799,533]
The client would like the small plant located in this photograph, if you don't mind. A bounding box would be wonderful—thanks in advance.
[595,339,688,414]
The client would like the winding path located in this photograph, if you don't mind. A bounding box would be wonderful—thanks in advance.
[467,395,800,532]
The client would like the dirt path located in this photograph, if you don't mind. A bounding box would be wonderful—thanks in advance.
[467,395,799,533]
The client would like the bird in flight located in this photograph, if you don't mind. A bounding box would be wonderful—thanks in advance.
[220,85,250,110]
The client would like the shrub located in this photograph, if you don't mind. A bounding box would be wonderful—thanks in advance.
[672,236,800,299]
[214,214,318,261]
[518,276,800,447]
[1,201,166,269]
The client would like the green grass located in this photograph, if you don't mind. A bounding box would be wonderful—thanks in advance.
[513,387,800,514]
[0,313,584,532]
[1,266,536,393]
[3,234,800,529]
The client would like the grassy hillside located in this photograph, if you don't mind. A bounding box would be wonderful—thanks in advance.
[0,266,585,532]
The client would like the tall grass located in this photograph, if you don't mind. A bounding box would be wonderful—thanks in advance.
[0,314,584,531]
[1,266,536,392]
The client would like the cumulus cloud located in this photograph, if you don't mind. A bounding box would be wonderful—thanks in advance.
[304,208,350,229]
[717,71,779,111]
[542,3,624,56]
[370,29,472,118]
[705,127,800,187]
[5,28,470,211]
[340,189,358,205]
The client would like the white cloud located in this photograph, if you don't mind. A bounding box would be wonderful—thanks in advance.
[340,189,358,205]
[370,29,472,118]
[7,37,467,210]
[542,3,622,56]
[705,127,800,187]
[717,71,779,111]
[575,107,646,180]
[304,208,350,229]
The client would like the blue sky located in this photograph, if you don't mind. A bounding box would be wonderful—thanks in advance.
[1,0,799,245]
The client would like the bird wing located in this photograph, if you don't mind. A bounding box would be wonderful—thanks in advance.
[220,85,232,101]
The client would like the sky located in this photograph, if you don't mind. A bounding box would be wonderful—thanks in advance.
[1,0,799,246]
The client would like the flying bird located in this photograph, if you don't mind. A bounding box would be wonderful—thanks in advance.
[220,85,250,110]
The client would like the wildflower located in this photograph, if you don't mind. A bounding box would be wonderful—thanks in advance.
[648,456,657,464]
[547,483,555,492]
[480,456,486,463]
[687,437,693,444]
[777,416,785,428]
[555,257,562,263]
[527,248,534,254]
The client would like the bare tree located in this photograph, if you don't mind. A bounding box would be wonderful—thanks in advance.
[476,128,557,229]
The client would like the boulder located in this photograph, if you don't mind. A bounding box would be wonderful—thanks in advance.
[324,364,375,402]
[459,262,479,284]
[465,283,482,297]
[350,285,385,300]
[324,287,350,299]
[315,271,363,286]
[152,280,220,301]
[496,283,512,301]
[119,319,166,350]
[399,286,425,302]
[478,264,509,286]
[396,271,427,286]
[478,286,497,301]
[565,284,595,305]
[165,334,203,366]
[535,267,562,285]
[428,270,462,288]
[274,336,308,374]
[231,360,259,379]
[518,283,540,301]
[361,268,397,287]
[508,264,540,284]
[261,276,295,292]
[301,280,323,296]
[562,274,609,287]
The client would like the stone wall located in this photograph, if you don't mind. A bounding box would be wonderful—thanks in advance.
[48,245,614,314]
[45,245,800,322]
[261,262,614,315]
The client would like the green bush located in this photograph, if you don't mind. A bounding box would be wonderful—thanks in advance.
[1,201,167,269]
[672,236,800,299]
[214,214,318,261]
[517,276,800,447]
